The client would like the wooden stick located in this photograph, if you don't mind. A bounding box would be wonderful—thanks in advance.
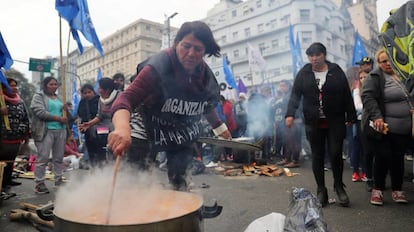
[9,209,54,228]
[0,160,48,164]
[105,155,121,224]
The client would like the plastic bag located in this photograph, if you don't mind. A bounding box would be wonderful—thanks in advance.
[244,212,286,232]
[283,187,328,232]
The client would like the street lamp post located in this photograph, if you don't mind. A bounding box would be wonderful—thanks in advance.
[166,12,178,47]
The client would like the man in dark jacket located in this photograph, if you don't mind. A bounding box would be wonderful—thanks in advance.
[285,42,356,207]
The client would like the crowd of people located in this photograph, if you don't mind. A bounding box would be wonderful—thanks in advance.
[0,21,412,208]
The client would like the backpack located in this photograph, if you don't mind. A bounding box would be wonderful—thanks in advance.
[378,1,414,95]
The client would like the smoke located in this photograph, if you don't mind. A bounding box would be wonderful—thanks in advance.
[246,92,272,139]
[54,164,203,225]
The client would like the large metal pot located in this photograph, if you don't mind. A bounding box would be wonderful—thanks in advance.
[37,190,222,232]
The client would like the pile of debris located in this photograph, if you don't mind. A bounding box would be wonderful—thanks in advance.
[211,162,300,177]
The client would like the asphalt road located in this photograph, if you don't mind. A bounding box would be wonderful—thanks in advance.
[1,158,413,232]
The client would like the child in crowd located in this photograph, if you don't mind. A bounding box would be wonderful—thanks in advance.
[64,132,83,170]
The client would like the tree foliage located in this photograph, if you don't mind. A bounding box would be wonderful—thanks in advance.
[4,68,37,111]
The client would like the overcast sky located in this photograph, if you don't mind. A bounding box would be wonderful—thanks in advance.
[0,0,408,81]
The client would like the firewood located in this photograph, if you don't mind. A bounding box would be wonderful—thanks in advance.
[9,209,54,228]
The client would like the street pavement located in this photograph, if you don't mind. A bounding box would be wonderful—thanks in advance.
[1,157,413,232]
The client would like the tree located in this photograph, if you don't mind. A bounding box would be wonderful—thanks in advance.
[4,68,36,112]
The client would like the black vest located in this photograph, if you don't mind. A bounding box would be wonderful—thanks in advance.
[138,51,219,151]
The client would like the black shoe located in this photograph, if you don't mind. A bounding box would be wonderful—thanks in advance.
[366,179,373,192]
[34,182,50,194]
[317,186,328,207]
[334,183,350,207]
[8,180,22,186]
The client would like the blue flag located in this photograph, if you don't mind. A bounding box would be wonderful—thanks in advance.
[289,25,304,78]
[55,0,78,21]
[94,68,102,92]
[352,31,368,67]
[71,78,80,139]
[72,79,80,116]
[223,56,238,90]
[0,32,13,92]
[295,32,304,70]
[238,78,247,94]
[55,0,104,56]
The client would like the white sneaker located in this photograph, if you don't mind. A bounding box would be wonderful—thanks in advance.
[205,161,218,168]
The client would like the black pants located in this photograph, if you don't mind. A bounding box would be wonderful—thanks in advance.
[368,132,410,191]
[361,130,374,180]
[128,138,193,191]
[282,122,302,162]
[1,143,20,188]
[166,146,193,191]
[126,137,155,170]
[306,122,346,188]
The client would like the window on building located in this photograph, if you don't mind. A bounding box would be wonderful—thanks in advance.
[232,10,237,17]
[244,28,251,37]
[299,9,310,21]
[258,23,264,33]
[302,31,312,43]
[243,10,249,16]
[326,38,331,48]
[146,25,151,31]
[221,35,227,43]
[271,39,279,49]
[233,31,238,40]
[233,49,240,58]
[270,19,277,28]
[256,0,262,7]
[258,43,266,53]
[280,14,290,25]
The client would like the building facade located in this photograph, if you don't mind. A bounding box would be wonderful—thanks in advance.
[52,0,381,101]
[204,0,353,91]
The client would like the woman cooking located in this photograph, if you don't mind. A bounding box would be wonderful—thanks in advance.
[108,21,231,191]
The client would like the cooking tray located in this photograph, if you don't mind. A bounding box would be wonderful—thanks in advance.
[198,137,262,151]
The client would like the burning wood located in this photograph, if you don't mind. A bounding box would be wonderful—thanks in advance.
[209,161,300,177]
[257,165,284,177]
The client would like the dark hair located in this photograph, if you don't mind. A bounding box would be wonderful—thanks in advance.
[359,68,371,74]
[99,77,115,92]
[173,21,221,57]
[219,95,225,102]
[112,73,125,80]
[2,78,17,89]
[7,78,17,85]
[42,76,58,90]
[306,42,327,56]
[80,83,95,94]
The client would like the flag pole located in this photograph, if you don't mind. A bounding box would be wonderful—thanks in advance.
[58,16,66,117]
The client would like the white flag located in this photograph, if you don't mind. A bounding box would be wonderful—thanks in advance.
[247,43,267,72]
